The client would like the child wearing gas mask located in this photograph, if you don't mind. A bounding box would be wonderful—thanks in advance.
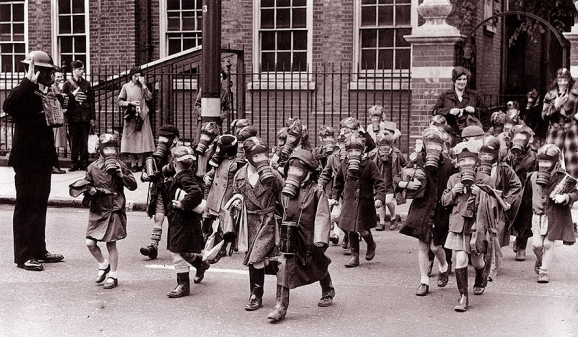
[366,105,386,141]
[164,146,209,298]
[370,132,407,231]
[266,149,334,321]
[195,121,220,188]
[202,134,243,261]
[330,133,386,268]
[139,124,180,260]
[441,139,484,312]
[503,125,538,261]
[230,137,285,311]
[526,144,577,283]
[271,118,305,171]
[396,128,457,297]
[473,136,522,282]
[82,134,137,289]
[313,125,337,173]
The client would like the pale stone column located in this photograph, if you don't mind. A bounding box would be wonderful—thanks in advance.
[562,1,578,76]
[404,0,464,142]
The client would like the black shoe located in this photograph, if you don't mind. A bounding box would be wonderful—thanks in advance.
[17,259,43,271]
[416,283,429,296]
[437,271,449,287]
[95,264,111,283]
[140,245,158,260]
[244,294,262,311]
[318,292,334,307]
[52,167,66,174]
[193,260,210,284]
[38,252,64,263]
[103,277,118,289]
[375,224,386,231]
[69,166,80,172]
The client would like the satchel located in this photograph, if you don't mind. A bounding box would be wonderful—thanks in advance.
[87,126,98,154]
[42,91,65,127]
[400,166,427,199]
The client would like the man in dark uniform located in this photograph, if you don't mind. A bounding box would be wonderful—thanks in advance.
[3,51,69,271]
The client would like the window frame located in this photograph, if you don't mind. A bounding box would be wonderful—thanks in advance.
[159,0,203,58]
[252,0,313,82]
[353,0,415,79]
[0,0,27,75]
[51,0,90,74]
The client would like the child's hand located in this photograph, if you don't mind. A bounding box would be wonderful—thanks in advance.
[470,184,480,195]
[406,180,422,191]
[374,199,383,209]
[552,194,568,204]
[231,199,241,210]
[314,242,328,249]
[328,198,338,206]
[203,174,213,186]
[172,200,183,209]
[452,182,464,194]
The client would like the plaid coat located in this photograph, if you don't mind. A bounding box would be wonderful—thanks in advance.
[543,87,578,179]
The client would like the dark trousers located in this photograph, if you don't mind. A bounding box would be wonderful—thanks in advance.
[13,166,51,264]
[68,121,90,168]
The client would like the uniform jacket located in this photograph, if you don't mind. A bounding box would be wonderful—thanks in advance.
[277,182,332,289]
[3,78,61,170]
[62,77,95,122]
[331,157,386,232]
[233,164,284,265]
[165,169,205,253]
[396,154,458,245]
[205,157,241,217]
[85,158,137,241]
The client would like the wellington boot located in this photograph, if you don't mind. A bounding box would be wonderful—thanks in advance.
[454,267,469,312]
[473,267,486,295]
[267,285,289,321]
[345,232,360,268]
[361,231,376,261]
[167,272,190,298]
[515,249,526,261]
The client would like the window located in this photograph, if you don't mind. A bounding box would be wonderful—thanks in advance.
[56,0,88,71]
[0,0,26,72]
[258,0,309,72]
[358,0,411,72]
[163,0,203,56]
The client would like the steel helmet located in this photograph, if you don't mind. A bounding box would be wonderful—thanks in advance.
[21,51,57,69]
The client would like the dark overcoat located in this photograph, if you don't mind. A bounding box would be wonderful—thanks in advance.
[396,154,458,245]
[165,169,204,253]
[433,87,487,136]
[331,158,386,232]
[504,149,538,239]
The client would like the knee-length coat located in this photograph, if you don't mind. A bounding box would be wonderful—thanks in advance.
[277,182,331,289]
[165,169,204,253]
[331,158,386,232]
[232,165,284,266]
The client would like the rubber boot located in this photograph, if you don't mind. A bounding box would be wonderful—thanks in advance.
[201,217,214,244]
[473,266,487,295]
[345,232,360,268]
[245,265,264,311]
[186,253,210,284]
[454,267,469,312]
[267,284,290,321]
[515,237,527,261]
[167,272,190,298]
[361,230,376,261]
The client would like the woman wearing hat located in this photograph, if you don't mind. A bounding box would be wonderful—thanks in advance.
[433,66,487,140]
[119,67,156,172]
[542,67,578,179]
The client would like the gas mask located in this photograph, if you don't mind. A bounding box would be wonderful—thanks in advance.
[244,138,274,184]
[510,132,530,157]
[102,147,120,173]
[458,156,477,187]
[321,136,336,155]
[378,145,392,162]
[152,135,175,160]
[478,146,499,175]
[423,138,443,169]
[282,159,309,198]
[536,155,557,186]
[143,135,175,181]
[279,122,303,162]
[195,122,219,155]
[209,134,238,168]
[347,148,363,176]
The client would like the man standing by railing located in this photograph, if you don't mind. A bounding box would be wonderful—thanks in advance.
[62,60,95,171]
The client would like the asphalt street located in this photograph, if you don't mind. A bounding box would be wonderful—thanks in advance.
[0,205,577,337]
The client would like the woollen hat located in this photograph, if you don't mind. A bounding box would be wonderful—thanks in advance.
[158,124,180,137]
[461,125,485,138]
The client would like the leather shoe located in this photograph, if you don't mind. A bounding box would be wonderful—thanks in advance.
[52,167,66,174]
[375,224,386,231]
[318,295,333,307]
[140,245,158,260]
[103,277,118,289]
[437,271,449,287]
[244,294,262,311]
[38,252,64,263]
[193,260,210,284]
[17,259,43,271]
[537,272,549,283]
[415,283,429,296]
[95,264,110,283]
